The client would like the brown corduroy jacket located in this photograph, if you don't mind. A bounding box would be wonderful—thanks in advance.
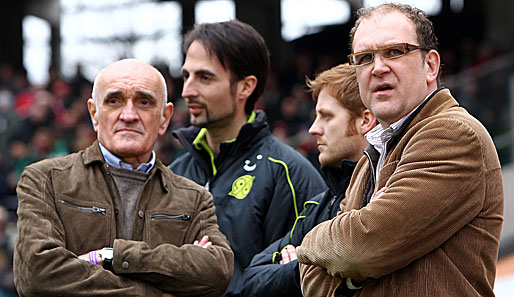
[298,89,504,297]
[14,141,234,297]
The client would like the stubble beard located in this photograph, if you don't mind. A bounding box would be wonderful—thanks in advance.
[321,119,358,167]
[191,96,238,129]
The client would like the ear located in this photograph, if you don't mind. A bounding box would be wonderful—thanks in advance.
[425,49,440,86]
[356,109,376,135]
[237,75,258,102]
[87,98,99,133]
[158,102,174,136]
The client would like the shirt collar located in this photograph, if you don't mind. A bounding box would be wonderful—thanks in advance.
[365,93,432,152]
[99,142,155,174]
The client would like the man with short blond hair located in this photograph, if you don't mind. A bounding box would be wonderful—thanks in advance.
[242,64,375,297]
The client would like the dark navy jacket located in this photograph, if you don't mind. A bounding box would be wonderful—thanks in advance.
[170,110,326,297]
[241,160,356,297]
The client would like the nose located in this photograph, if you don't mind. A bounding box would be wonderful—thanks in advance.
[181,77,198,99]
[309,118,322,136]
[119,100,138,122]
[371,54,390,77]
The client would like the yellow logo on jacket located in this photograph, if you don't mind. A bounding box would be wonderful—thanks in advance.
[228,175,255,199]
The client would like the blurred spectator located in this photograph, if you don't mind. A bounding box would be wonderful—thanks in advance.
[69,64,91,99]
[0,154,11,198]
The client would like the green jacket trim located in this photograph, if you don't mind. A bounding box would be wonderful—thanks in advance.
[267,156,299,220]
[288,201,320,240]
[271,244,294,264]
[191,112,258,177]
[193,128,217,176]
[289,215,307,241]
[303,200,320,210]
[287,200,320,240]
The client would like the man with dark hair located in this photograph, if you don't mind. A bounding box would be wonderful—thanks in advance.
[298,3,504,297]
[14,59,233,297]
[242,64,375,297]
[170,20,326,296]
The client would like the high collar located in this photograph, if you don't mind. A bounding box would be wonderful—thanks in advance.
[172,110,270,153]
[385,88,457,151]
[321,160,357,196]
[171,110,271,176]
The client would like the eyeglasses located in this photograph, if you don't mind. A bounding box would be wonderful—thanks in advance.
[348,43,429,67]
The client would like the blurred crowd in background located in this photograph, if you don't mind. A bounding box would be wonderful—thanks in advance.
[0,36,503,296]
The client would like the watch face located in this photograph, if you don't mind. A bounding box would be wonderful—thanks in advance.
[102,248,113,260]
[101,248,114,270]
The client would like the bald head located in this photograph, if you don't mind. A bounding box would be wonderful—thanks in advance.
[92,59,167,107]
[87,58,174,168]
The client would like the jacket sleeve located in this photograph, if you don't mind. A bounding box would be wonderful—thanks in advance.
[264,154,326,244]
[299,263,344,297]
[14,166,163,297]
[297,117,501,282]
[242,231,299,297]
[242,194,326,297]
[112,188,234,297]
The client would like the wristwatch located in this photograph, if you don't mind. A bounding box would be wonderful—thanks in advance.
[100,247,113,270]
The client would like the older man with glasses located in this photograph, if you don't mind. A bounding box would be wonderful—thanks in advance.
[297,3,504,297]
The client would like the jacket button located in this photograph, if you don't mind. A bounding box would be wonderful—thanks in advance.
[115,209,119,215]
[122,261,129,269]
[138,210,144,218]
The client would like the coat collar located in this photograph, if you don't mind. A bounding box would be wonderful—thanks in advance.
[83,140,105,165]
[321,160,357,197]
[83,141,170,192]
[387,88,458,150]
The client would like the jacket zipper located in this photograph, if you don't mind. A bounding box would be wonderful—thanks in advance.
[329,195,338,208]
[364,150,376,184]
[60,200,106,215]
[150,214,191,221]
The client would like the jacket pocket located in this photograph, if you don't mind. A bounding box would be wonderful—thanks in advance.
[145,212,192,248]
[60,200,107,215]
[150,214,191,220]
[56,195,112,255]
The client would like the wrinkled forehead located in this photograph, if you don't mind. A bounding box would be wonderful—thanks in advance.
[94,60,166,103]
[353,11,417,52]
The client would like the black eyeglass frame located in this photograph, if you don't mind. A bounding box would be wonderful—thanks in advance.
[348,43,429,67]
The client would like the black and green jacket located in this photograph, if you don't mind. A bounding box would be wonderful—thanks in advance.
[241,160,356,297]
[170,110,326,297]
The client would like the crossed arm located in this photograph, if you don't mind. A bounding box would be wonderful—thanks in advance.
[78,236,214,297]
[298,118,492,294]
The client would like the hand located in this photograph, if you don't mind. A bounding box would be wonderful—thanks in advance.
[78,250,102,265]
[193,235,212,248]
[279,245,298,264]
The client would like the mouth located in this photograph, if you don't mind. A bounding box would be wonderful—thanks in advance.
[374,83,394,93]
[116,128,142,134]
[187,103,206,115]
